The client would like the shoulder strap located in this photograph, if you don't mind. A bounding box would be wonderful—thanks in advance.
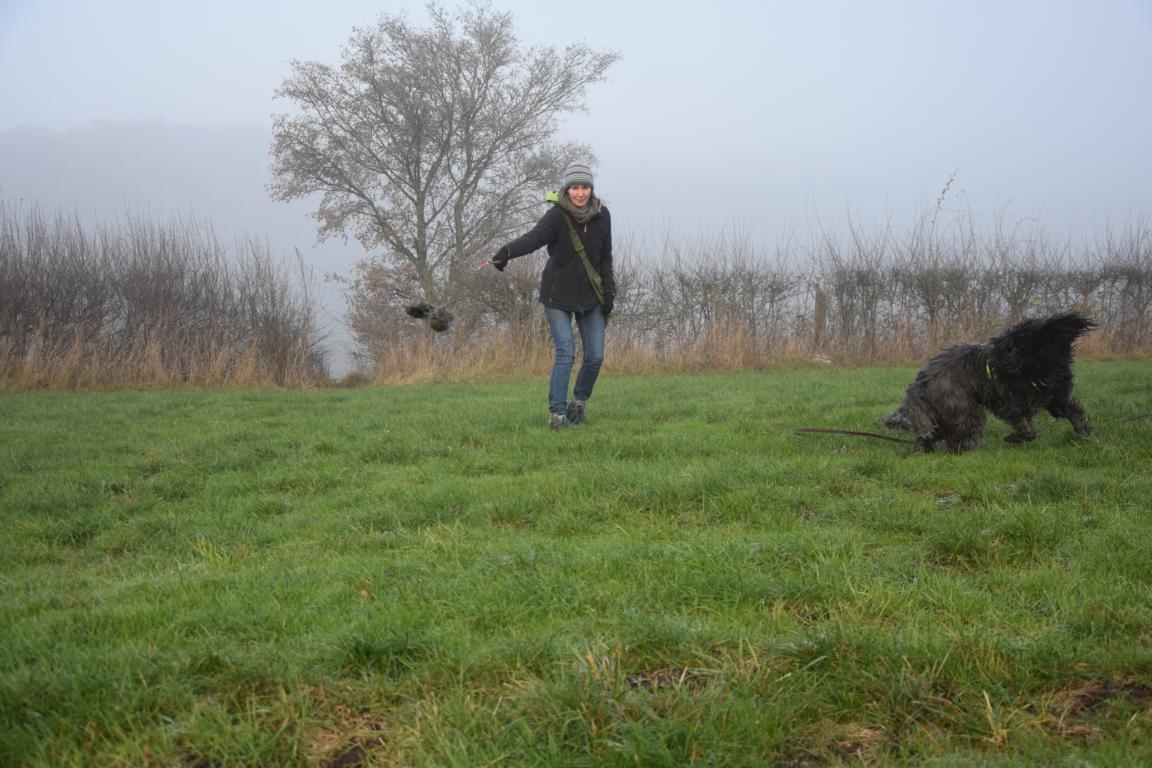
[561,212,605,306]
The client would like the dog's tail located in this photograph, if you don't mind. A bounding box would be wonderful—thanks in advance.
[989,311,1095,375]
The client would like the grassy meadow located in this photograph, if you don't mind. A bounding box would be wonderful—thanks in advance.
[2,361,1151,766]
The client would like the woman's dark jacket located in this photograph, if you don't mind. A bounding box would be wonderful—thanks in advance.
[500,202,615,313]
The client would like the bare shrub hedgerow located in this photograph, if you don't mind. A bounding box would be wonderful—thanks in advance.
[0,201,327,388]
[355,204,1150,381]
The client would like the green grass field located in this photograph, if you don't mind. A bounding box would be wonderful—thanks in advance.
[2,361,1151,766]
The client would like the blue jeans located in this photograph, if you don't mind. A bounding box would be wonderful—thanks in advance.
[544,306,605,415]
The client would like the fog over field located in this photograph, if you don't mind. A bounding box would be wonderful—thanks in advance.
[3,1,1150,372]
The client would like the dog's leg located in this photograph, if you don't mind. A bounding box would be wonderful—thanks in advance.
[1048,397,1093,438]
[989,400,1037,444]
[939,402,986,453]
[1002,415,1037,443]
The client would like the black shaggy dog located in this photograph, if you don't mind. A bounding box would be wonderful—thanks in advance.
[883,311,1095,453]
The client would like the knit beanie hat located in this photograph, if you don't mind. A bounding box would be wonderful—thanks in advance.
[561,161,594,190]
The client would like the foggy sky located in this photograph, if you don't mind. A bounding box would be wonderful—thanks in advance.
[3,0,1151,370]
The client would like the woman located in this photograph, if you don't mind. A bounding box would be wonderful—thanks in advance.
[489,161,615,430]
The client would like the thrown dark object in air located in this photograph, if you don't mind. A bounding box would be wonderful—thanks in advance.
[882,311,1095,453]
[405,303,453,332]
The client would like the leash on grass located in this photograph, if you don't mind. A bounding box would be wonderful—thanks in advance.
[794,427,917,445]
[798,411,1150,445]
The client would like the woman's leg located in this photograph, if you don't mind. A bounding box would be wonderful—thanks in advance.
[544,307,576,416]
[572,306,606,403]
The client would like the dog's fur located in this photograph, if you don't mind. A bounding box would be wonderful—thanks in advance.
[883,311,1095,452]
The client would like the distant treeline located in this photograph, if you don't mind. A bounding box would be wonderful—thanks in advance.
[0,201,327,388]
[357,212,1152,380]
[612,214,1152,368]
[4,200,1149,388]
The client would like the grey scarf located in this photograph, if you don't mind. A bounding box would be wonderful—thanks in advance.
[559,193,601,225]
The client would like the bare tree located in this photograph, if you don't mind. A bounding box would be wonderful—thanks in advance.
[269,1,619,355]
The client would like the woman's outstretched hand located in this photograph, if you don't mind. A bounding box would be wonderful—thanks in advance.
[483,249,509,271]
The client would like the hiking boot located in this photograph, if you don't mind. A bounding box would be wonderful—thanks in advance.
[549,413,570,431]
[567,399,587,426]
